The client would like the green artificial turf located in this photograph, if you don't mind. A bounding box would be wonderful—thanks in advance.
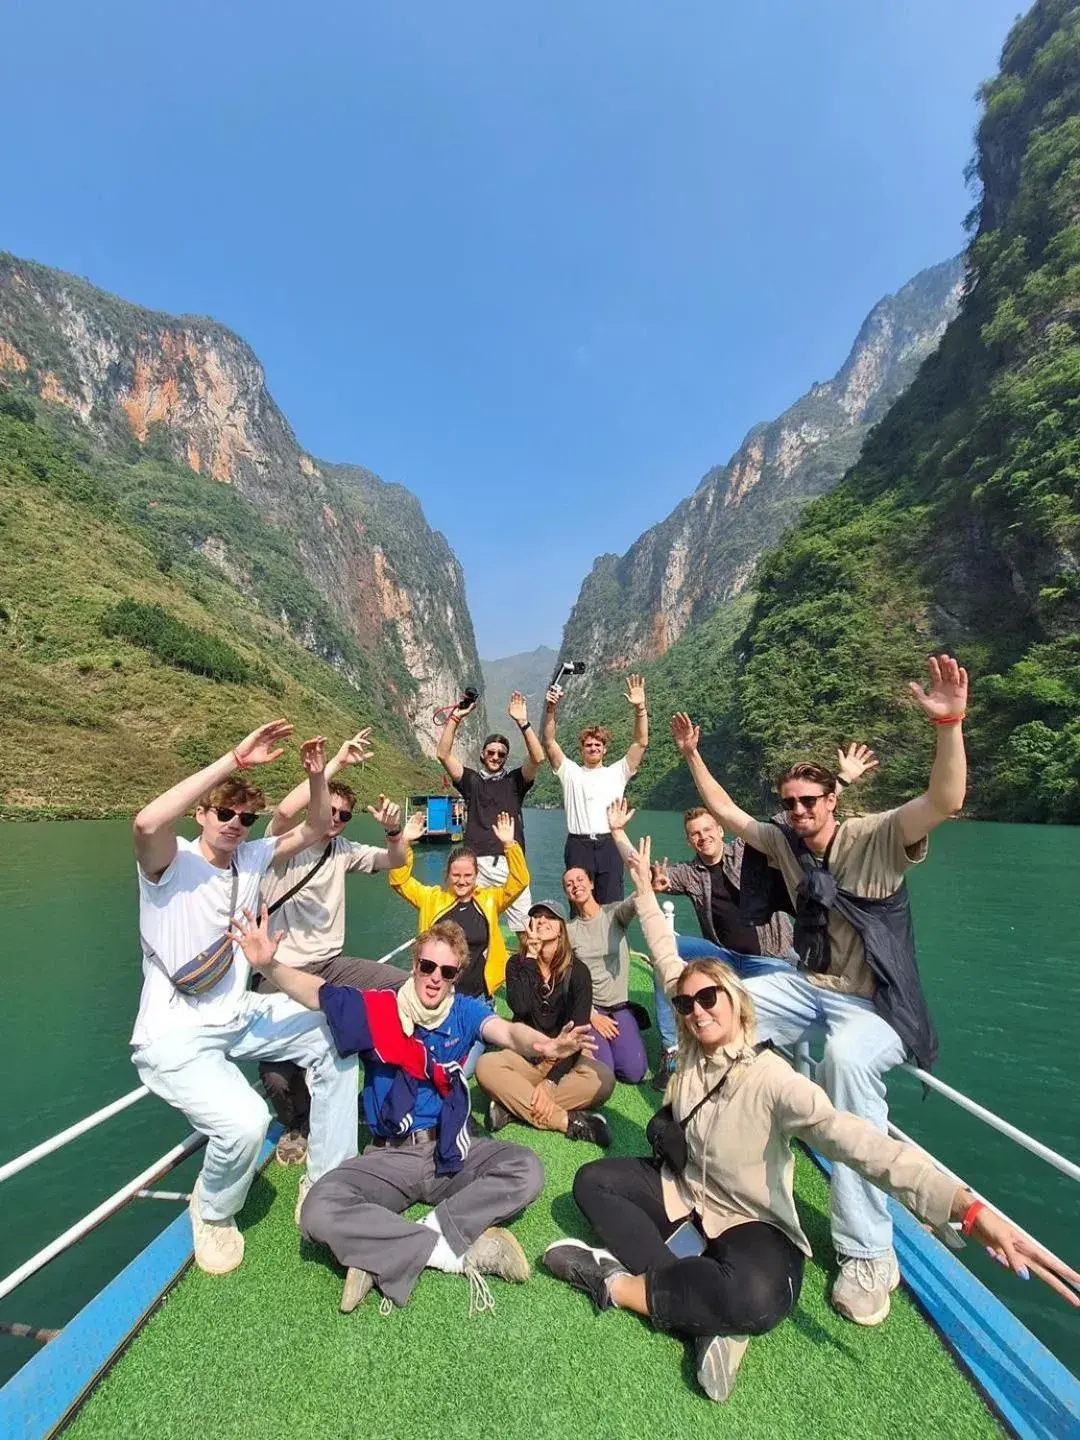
[66,971,1002,1440]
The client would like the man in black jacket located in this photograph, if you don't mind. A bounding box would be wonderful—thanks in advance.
[670,656,968,1330]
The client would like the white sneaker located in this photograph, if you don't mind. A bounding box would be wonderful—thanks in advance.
[695,1335,749,1402]
[295,1174,312,1226]
[188,1180,244,1275]
[831,1250,901,1326]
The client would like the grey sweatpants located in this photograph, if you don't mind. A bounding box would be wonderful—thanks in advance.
[300,1135,544,1306]
[255,955,406,1132]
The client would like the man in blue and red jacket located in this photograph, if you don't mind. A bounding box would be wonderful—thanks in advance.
[234,911,593,1312]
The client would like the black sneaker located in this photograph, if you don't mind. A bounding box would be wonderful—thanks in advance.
[542,1238,626,1309]
[650,1049,677,1092]
[565,1111,611,1148]
[486,1099,512,1133]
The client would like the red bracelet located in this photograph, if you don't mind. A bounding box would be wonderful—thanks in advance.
[232,748,248,771]
[960,1199,986,1236]
[931,713,966,726]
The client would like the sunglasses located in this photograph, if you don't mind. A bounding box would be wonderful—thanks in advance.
[417,958,461,982]
[331,807,353,823]
[780,793,826,812]
[214,806,258,827]
[671,985,723,1017]
[485,749,508,761]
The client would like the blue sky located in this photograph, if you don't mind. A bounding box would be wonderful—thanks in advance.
[3,0,1022,657]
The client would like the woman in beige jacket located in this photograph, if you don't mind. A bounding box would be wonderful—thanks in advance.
[543,832,1079,1404]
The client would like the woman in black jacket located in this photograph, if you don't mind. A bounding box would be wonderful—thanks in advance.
[475,899,615,1146]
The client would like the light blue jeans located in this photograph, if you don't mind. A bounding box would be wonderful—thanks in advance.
[742,967,906,1259]
[653,937,786,1052]
[133,990,359,1221]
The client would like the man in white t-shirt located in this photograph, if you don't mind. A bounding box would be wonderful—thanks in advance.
[132,721,358,1278]
[541,674,649,902]
[255,730,409,1165]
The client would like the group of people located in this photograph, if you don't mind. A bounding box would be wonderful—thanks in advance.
[130,658,1076,1404]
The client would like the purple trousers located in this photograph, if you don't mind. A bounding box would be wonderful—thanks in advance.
[589,1004,648,1084]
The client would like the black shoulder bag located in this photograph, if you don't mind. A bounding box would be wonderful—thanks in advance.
[646,1041,770,1175]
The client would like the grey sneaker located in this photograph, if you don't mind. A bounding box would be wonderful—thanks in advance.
[275,1129,308,1166]
[541,1238,626,1310]
[462,1227,531,1283]
[188,1180,244,1275]
[695,1334,749,1403]
[340,1266,374,1313]
[486,1099,512,1133]
[831,1251,901,1326]
[565,1111,611,1148]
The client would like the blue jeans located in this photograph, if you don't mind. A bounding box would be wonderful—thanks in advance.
[742,968,905,1259]
[653,937,782,1052]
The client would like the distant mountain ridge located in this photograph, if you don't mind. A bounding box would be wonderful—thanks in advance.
[558,257,964,716]
[0,254,480,757]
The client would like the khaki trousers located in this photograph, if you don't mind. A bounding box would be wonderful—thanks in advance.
[475,1049,615,1131]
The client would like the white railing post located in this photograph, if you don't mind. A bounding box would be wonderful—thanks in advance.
[661,900,676,935]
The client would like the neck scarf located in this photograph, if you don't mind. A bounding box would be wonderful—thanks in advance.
[478,764,508,782]
[396,976,456,1035]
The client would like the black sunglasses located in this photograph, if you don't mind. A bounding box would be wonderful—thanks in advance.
[214,806,258,827]
[780,793,826,812]
[485,748,508,760]
[671,985,722,1017]
[331,806,353,823]
[417,958,461,982]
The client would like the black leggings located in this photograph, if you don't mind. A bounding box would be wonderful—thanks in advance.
[573,1156,804,1338]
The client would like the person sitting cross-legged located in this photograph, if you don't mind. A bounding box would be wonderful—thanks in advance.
[476,899,615,1147]
[542,834,1080,1404]
[232,910,593,1314]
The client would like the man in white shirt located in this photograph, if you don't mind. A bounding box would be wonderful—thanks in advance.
[542,674,649,901]
[256,730,409,1164]
[132,721,359,1277]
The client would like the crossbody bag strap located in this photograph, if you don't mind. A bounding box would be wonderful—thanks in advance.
[267,843,334,916]
[142,860,240,993]
[679,1040,772,1128]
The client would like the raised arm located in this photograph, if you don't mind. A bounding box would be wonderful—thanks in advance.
[268,729,372,837]
[508,691,545,782]
[436,696,476,784]
[620,833,685,994]
[364,794,408,872]
[271,739,333,862]
[387,810,430,909]
[623,673,649,775]
[133,719,294,881]
[488,816,529,911]
[541,686,567,771]
[670,713,759,848]
[229,905,326,1010]
[894,655,969,847]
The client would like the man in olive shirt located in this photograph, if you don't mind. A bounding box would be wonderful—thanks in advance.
[671,655,968,1328]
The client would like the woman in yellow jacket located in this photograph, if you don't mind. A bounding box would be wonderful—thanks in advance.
[389,809,529,1001]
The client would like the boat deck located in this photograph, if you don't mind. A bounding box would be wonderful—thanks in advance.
[60,970,1002,1440]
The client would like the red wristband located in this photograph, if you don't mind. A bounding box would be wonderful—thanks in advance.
[960,1199,986,1236]
[233,748,248,771]
[931,713,966,726]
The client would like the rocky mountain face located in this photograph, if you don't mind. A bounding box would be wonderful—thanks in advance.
[0,255,479,754]
[559,257,963,713]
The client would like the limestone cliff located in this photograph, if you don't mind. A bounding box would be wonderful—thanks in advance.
[0,255,479,754]
[559,258,963,712]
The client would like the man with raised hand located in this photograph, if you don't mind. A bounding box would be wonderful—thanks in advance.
[542,673,649,902]
[437,690,544,940]
[256,729,410,1167]
[232,911,593,1315]
[131,722,359,1277]
[646,744,878,1090]
[670,656,968,1328]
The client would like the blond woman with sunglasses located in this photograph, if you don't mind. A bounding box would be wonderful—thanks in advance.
[542,833,1079,1405]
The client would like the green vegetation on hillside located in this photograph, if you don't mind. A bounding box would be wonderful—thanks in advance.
[0,407,438,817]
[550,1,1080,824]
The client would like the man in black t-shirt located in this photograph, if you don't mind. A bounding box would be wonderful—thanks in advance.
[436,689,546,939]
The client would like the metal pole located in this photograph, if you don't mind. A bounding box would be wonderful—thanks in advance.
[0,1087,149,1185]
[0,1131,207,1304]
[900,1064,1080,1185]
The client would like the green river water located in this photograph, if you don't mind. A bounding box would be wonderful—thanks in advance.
[1,811,1077,1387]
